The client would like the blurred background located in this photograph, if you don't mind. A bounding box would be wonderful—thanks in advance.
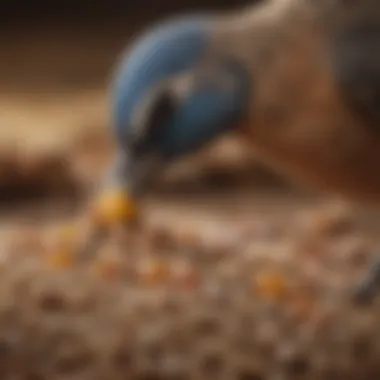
[1,0,255,149]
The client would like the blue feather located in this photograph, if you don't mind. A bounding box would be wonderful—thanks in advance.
[162,72,248,157]
[112,15,249,159]
[112,16,212,141]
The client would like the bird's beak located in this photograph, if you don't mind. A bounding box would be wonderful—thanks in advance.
[90,149,160,227]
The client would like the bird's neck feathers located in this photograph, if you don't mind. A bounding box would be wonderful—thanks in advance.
[162,61,250,158]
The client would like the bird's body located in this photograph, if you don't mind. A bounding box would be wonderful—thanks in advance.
[103,0,380,302]
[210,0,380,204]
[110,0,380,203]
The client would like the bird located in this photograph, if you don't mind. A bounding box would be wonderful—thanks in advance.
[93,0,380,303]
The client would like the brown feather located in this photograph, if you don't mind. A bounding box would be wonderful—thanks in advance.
[210,0,380,204]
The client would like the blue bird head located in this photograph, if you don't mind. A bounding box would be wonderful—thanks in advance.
[108,15,250,195]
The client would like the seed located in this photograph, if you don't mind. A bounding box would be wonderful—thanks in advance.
[46,249,76,269]
[91,189,139,227]
[255,271,288,301]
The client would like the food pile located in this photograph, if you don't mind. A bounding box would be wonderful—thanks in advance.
[0,191,379,379]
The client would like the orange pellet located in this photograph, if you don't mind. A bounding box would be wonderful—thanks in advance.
[255,271,289,301]
[91,189,139,227]
[46,249,76,269]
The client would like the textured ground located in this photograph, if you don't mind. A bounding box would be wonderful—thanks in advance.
[1,25,380,380]
[1,186,380,380]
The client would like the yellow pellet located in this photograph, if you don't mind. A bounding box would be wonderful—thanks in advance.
[91,189,139,226]
[255,271,288,301]
[46,249,75,269]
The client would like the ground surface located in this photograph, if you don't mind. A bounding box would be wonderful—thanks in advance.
[1,25,380,379]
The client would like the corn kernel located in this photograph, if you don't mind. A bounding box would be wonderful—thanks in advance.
[46,249,75,269]
[91,189,139,226]
[255,271,288,301]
